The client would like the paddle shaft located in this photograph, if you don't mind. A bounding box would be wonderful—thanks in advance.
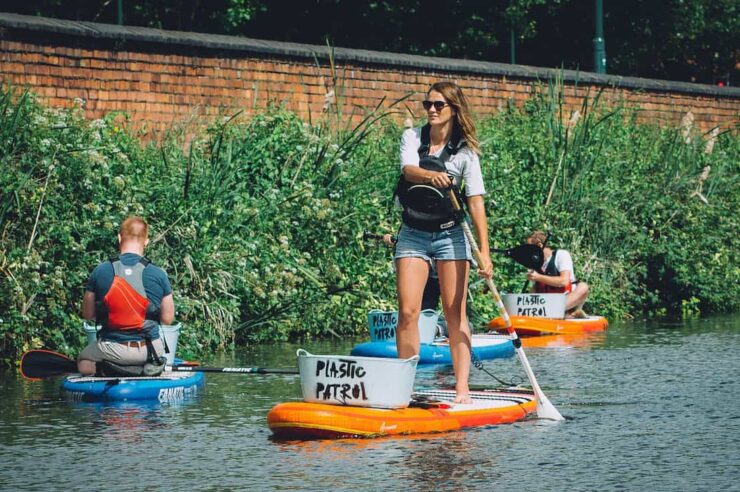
[21,350,299,378]
[447,191,564,421]
[166,365,299,375]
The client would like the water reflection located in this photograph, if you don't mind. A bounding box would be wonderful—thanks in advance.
[270,428,498,489]
[1,316,739,490]
[521,332,606,349]
[396,432,486,486]
[74,400,192,444]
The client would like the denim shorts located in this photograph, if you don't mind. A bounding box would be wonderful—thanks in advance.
[394,224,472,268]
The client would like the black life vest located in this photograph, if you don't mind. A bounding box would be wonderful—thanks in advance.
[534,250,574,294]
[395,124,466,232]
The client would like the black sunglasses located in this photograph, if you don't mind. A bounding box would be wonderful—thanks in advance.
[422,100,449,111]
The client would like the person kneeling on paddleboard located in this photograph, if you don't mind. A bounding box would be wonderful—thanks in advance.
[78,216,174,376]
[394,81,492,404]
[525,230,590,318]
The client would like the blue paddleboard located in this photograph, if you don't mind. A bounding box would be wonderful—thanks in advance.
[61,371,205,403]
[350,334,514,364]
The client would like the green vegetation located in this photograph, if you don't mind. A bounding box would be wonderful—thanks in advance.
[1,84,738,366]
[476,85,739,323]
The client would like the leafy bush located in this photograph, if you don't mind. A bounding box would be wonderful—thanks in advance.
[1,83,737,366]
[475,84,739,320]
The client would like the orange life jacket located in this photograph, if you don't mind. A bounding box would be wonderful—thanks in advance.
[101,258,153,331]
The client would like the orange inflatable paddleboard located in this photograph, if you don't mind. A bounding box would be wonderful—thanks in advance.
[268,388,536,439]
[488,315,608,336]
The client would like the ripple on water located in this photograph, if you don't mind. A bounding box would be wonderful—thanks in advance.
[1,317,739,490]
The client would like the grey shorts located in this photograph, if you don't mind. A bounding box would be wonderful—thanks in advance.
[78,338,164,365]
[394,223,472,269]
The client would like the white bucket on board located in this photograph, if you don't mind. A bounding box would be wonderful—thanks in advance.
[367,309,439,344]
[82,321,181,364]
[296,349,419,409]
[160,323,181,364]
[501,293,566,319]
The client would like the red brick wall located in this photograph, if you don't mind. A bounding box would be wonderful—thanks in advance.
[1,13,738,137]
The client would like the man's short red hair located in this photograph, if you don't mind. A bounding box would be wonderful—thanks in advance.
[119,216,148,241]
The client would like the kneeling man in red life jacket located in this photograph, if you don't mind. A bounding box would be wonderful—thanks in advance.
[78,216,174,376]
[524,230,590,318]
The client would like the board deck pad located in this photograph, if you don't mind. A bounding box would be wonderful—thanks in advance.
[413,388,535,408]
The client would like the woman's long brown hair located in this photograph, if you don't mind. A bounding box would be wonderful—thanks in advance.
[428,81,480,154]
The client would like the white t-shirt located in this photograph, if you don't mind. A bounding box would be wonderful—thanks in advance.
[399,127,486,197]
[541,249,577,283]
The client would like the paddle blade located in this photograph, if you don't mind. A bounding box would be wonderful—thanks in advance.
[20,350,77,380]
[502,244,543,270]
[535,393,565,421]
[512,345,565,421]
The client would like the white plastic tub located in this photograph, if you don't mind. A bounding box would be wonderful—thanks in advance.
[160,324,181,364]
[83,321,181,364]
[367,309,439,344]
[502,293,566,319]
[296,349,419,409]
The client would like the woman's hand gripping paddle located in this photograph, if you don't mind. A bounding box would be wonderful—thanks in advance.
[447,191,565,421]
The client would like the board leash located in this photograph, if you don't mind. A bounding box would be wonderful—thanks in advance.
[470,345,522,387]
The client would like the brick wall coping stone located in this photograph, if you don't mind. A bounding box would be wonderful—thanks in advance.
[2,12,739,100]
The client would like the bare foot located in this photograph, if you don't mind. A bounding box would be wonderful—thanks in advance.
[565,308,588,319]
[572,308,588,319]
[454,392,472,404]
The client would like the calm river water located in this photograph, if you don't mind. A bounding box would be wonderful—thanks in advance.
[1,316,739,491]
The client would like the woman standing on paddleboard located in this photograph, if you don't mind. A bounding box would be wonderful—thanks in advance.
[394,81,492,404]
